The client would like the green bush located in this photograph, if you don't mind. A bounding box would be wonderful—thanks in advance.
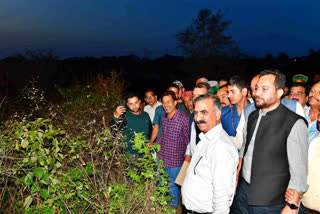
[0,72,174,213]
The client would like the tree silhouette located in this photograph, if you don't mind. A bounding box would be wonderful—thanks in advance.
[176,9,237,58]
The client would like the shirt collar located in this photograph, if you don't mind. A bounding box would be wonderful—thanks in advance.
[165,108,180,120]
[199,123,223,142]
[258,102,281,116]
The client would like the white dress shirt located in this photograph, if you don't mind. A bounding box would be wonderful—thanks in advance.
[182,123,239,213]
[144,101,162,123]
[185,120,196,156]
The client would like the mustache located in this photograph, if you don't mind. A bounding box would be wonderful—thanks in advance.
[195,120,206,124]
[309,96,319,102]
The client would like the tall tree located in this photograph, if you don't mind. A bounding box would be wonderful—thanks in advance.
[176,9,237,58]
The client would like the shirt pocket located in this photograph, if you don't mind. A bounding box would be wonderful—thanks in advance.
[194,156,203,175]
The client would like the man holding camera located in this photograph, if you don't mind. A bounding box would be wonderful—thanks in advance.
[112,93,152,155]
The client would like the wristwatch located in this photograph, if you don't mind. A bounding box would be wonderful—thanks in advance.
[286,202,298,210]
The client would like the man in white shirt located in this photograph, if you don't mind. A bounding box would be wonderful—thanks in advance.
[182,93,239,213]
[184,82,211,162]
[143,89,162,123]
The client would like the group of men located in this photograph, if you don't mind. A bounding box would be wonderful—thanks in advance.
[112,70,320,213]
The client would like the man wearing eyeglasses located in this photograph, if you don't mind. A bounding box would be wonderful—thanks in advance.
[143,89,162,123]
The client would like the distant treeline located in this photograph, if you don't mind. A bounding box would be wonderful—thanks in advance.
[1,50,320,98]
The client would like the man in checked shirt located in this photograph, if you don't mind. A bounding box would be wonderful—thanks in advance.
[155,90,190,209]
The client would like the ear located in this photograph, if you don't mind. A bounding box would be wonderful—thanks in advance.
[215,109,222,121]
[276,88,284,98]
[242,88,248,97]
[174,100,178,106]
[155,95,157,100]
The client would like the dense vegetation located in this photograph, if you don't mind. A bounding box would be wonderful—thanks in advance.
[0,72,174,213]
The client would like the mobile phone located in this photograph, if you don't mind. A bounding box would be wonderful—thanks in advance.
[119,100,126,106]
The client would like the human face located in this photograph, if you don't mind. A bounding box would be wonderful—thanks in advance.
[228,85,245,105]
[217,87,230,107]
[192,87,207,101]
[250,75,260,98]
[162,95,177,114]
[289,86,307,107]
[178,87,185,99]
[183,97,193,112]
[219,80,227,87]
[308,82,320,107]
[194,98,221,133]
[168,87,180,99]
[127,96,141,114]
[254,74,283,112]
[144,91,157,106]
[283,87,290,98]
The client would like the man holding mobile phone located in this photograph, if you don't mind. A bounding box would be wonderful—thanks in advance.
[112,92,152,155]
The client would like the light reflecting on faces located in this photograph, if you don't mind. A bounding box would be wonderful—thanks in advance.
[308,83,320,106]
[162,95,177,115]
[227,85,243,105]
[289,86,307,107]
[217,87,230,107]
[127,96,141,114]
[144,91,157,106]
[192,87,208,101]
[254,74,280,111]
[184,96,194,112]
[194,98,220,133]
[168,87,179,99]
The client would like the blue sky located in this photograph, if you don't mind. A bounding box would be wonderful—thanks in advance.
[1,0,319,58]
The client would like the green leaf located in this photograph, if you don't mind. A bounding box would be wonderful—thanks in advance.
[42,173,49,182]
[55,162,61,168]
[34,168,44,180]
[21,176,33,186]
[31,184,40,193]
[39,189,49,200]
[23,195,33,209]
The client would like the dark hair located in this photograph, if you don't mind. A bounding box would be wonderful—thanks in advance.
[291,82,308,94]
[144,89,156,96]
[167,84,180,91]
[194,93,221,111]
[162,91,177,101]
[218,84,228,90]
[228,75,248,90]
[194,82,211,91]
[126,92,141,101]
[219,77,228,82]
[259,69,286,90]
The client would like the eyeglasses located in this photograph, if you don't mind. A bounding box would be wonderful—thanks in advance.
[289,91,305,97]
[144,96,154,100]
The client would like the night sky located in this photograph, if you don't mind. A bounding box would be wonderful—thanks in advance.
[1,0,320,59]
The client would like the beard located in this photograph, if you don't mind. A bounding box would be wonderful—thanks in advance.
[254,95,277,110]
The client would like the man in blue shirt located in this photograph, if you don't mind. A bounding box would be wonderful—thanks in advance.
[221,76,249,136]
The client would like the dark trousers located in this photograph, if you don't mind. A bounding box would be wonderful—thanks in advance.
[230,180,286,214]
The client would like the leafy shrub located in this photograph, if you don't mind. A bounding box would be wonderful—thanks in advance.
[0,71,174,213]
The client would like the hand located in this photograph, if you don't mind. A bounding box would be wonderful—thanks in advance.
[285,189,294,202]
[184,155,191,163]
[285,188,303,202]
[114,106,126,118]
[281,205,297,214]
[146,141,153,151]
